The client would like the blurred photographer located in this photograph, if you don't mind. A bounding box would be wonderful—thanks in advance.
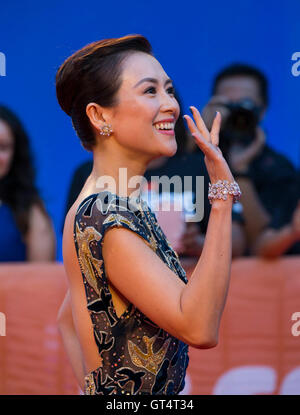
[201,64,299,256]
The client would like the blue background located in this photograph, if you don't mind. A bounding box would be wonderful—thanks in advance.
[1,0,299,260]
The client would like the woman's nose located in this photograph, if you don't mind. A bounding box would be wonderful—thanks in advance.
[160,93,179,115]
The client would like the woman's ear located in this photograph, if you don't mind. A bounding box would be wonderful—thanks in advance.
[86,103,113,136]
[86,102,104,131]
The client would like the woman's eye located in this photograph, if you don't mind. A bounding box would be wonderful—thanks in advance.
[167,86,175,95]
[144,86,175,95]
[144,86,156,94]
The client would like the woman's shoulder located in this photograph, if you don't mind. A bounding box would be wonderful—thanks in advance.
[64,191,99,228]
[63,190,152,284]
[65,190,150,246]
[73,191,143,225]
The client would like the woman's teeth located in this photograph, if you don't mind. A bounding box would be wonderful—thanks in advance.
[154,122,174,130]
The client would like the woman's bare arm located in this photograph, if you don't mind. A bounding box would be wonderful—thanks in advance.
[103,109,237,348]
[57,290,85,391]
[103,197,232,348]
[25,203,56,261]
[180,198,232,345]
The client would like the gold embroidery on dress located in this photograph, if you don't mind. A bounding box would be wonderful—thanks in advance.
[103,213,139,231]
[95,193,128,215]
[84,372,96,395]
[128,335,171,375]
[148,233,158,251]
[75,222,104,294]
[142,219,157,251]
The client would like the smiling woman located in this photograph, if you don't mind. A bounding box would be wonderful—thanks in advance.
[56,34,240,395]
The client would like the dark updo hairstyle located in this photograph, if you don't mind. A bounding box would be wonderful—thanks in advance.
[56,34,153,151]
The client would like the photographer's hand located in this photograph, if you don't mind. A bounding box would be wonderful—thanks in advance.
[227,126,266,174]
[252,201,300,258]
[201,95,231,130]
[181,223,205,256]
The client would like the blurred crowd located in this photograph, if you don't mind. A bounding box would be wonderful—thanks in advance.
[0,106,55,262]
[1,63,299,262]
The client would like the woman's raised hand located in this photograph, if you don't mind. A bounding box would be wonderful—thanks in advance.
[183,106,234,185]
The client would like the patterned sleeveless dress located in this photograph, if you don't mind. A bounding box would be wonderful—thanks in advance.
[73,190,189,395]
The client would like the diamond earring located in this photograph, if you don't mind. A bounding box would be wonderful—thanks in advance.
[99,123,113,136]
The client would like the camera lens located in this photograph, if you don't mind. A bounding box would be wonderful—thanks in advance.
[221,99,260,146]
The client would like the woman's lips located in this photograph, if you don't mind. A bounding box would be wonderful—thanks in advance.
[153,119,175,136]
[156,129,175,136]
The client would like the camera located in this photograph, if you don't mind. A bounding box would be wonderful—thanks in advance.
[220,98,262,149]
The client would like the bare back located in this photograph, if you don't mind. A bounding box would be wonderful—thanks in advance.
[63,189,133,374]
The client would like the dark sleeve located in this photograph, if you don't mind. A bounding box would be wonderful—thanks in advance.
[99,201,150,245]
[74,192,152,271]
[232,202,245,225]
[73,193,154,312]
[270,168,300,254]
[268,174,299,230]
[251,147,298,230]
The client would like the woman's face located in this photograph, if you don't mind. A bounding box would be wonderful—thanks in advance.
[109,52,180,159]
[0,120,14,179]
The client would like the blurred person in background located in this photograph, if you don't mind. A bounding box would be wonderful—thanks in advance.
[201,63,300,256]
[63,95,246,258]
[0,105,56,261]
[251,166,300,258]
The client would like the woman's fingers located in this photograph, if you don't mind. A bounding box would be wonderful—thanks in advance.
[183,106,221,158]
[183,115,210,152]
[183,114,198,135]
[189,106,211,142]
[210,111,221,147]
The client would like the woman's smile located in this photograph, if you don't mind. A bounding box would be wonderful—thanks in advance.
[153,118,175,136]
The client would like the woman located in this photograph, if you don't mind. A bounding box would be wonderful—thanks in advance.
[56,35,241,395]
[0,105,56,261]
[62,92,188,217]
